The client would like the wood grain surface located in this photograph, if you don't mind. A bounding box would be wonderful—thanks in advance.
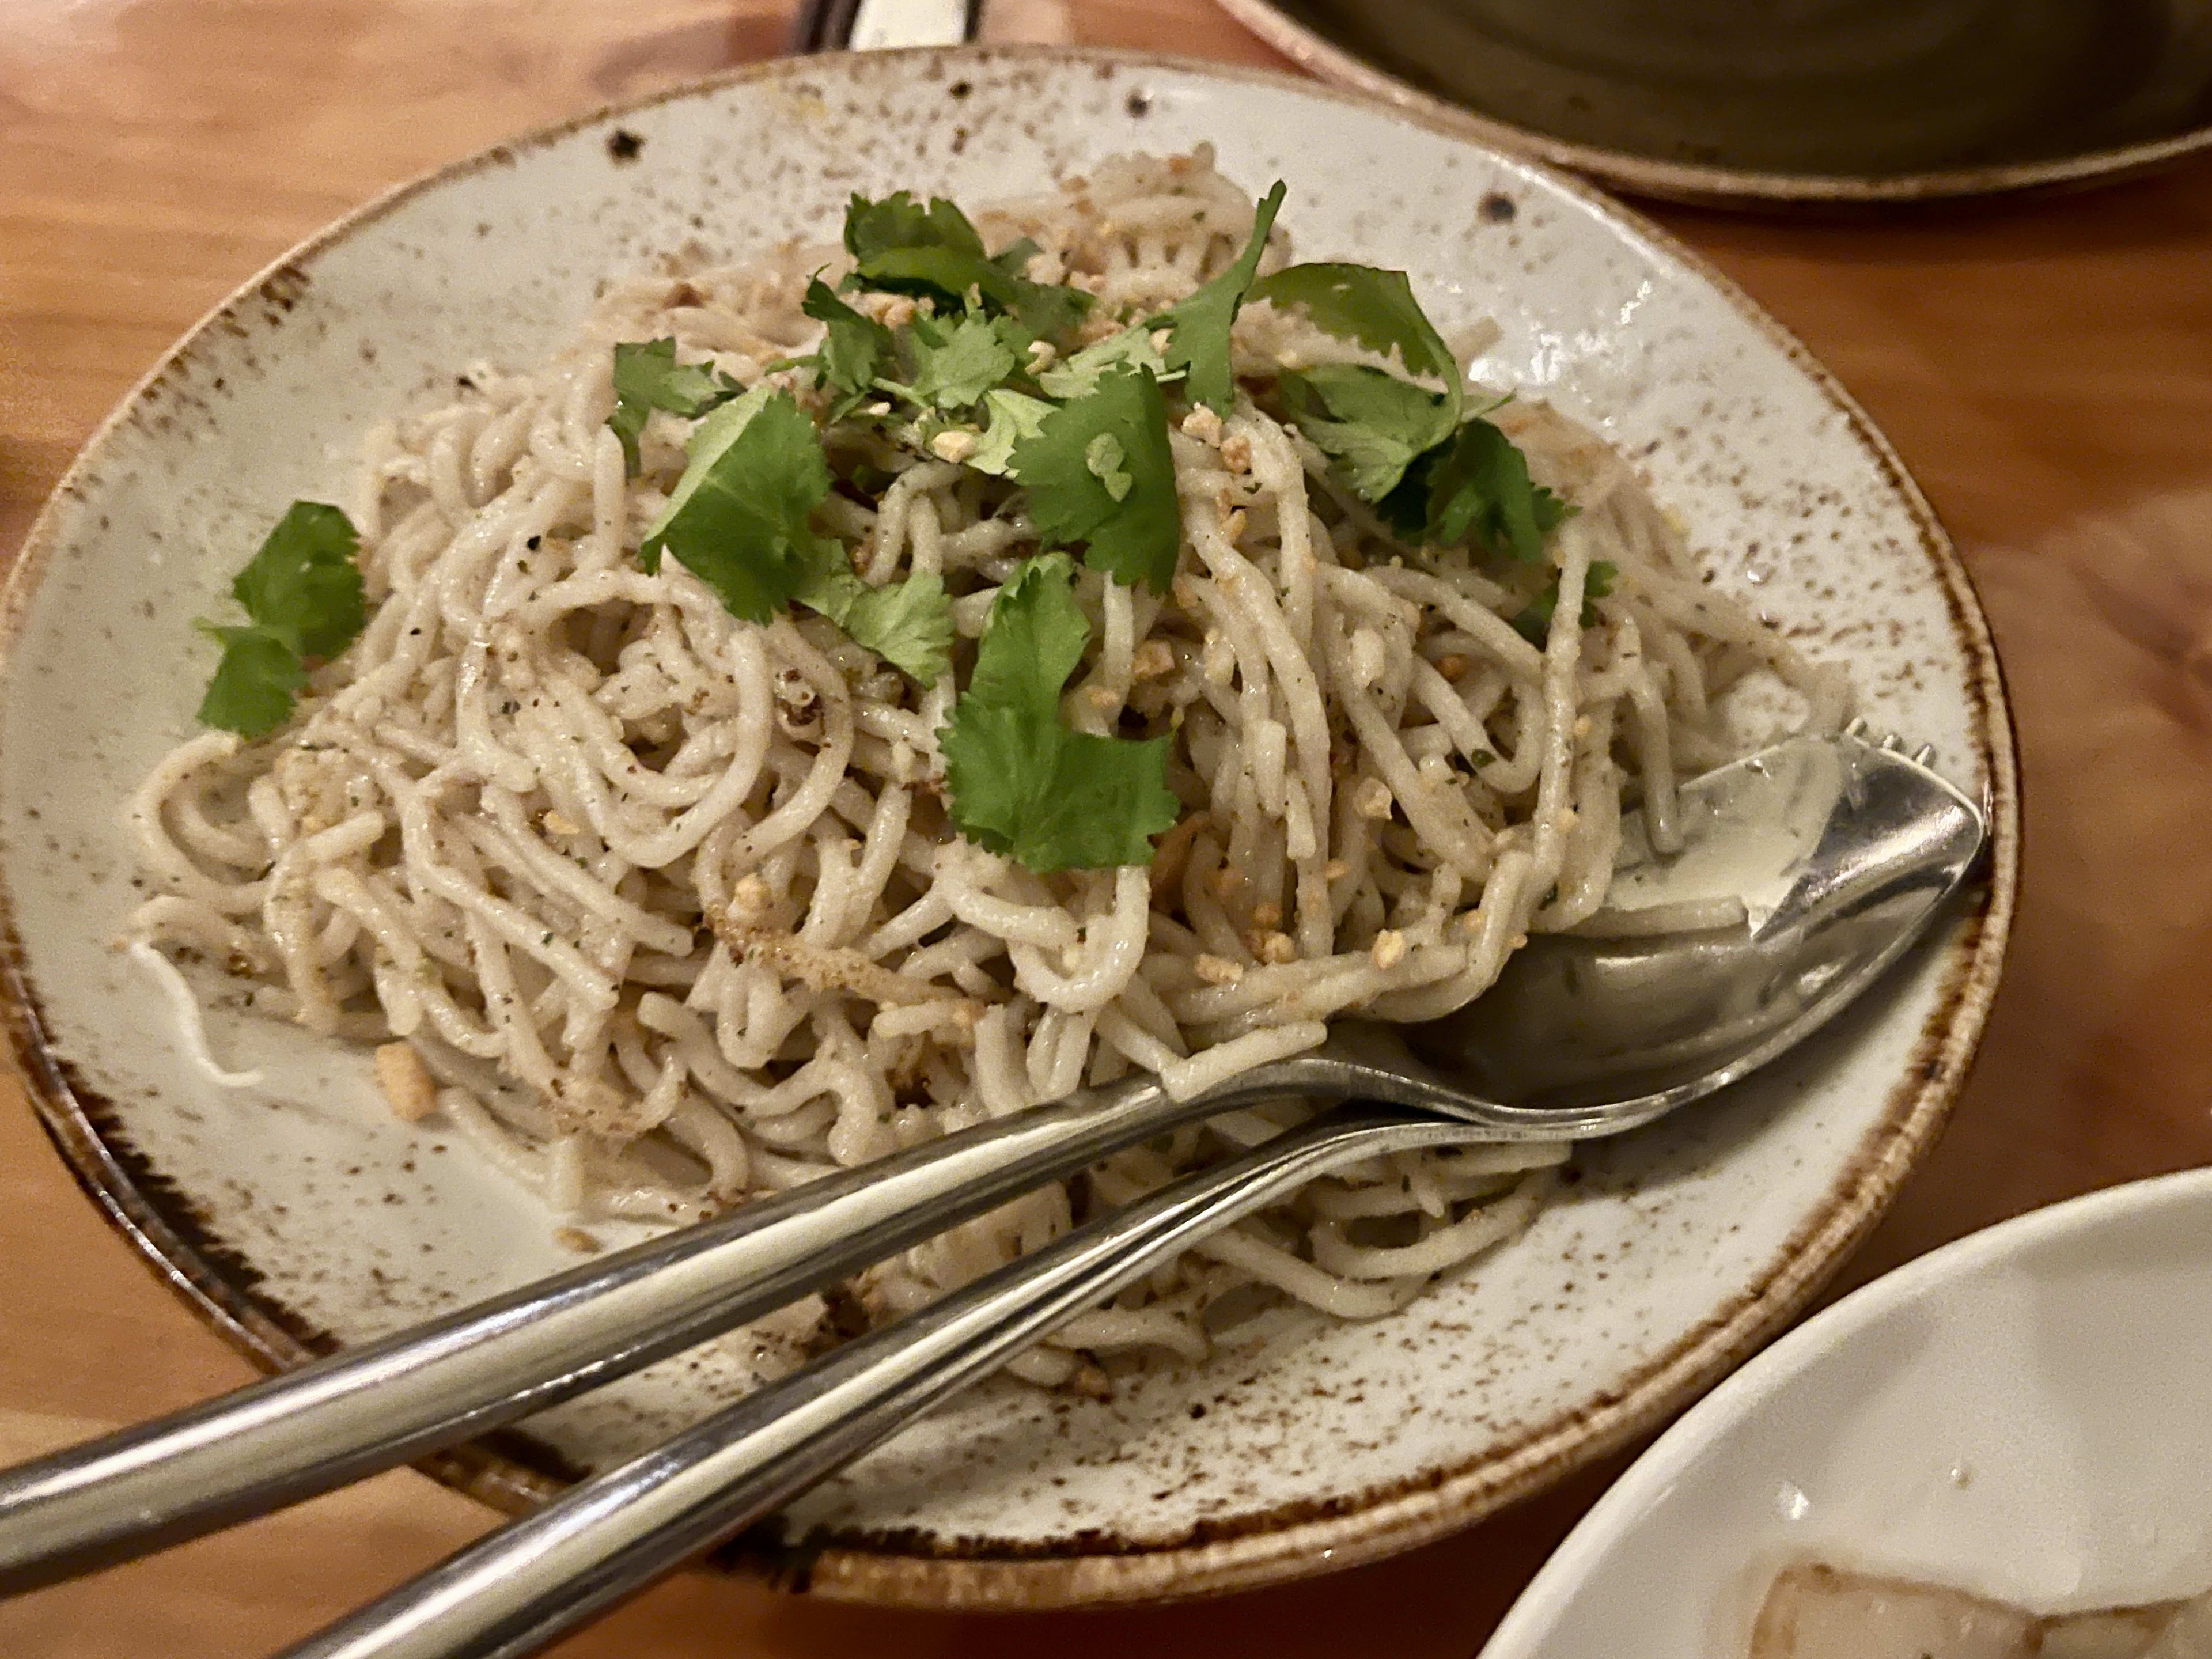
[2,3,2210,1654]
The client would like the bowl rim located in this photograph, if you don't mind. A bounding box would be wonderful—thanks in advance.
[1216,0,2212,210]
[0,42,2021,1611]
[1478,1164,2212,1656]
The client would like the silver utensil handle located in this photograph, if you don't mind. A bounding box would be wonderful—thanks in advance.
[0,1067,1296,1591]
[281,1103,1444,1659]
[791,0,979,51]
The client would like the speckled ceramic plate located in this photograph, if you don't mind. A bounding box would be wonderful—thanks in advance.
[1219,0,2212,209]
[0,48,2016,1609]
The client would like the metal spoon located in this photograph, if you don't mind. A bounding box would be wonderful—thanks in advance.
[0,723,1984,1597]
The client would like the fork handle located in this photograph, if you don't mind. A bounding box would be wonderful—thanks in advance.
[280,1103,1449,1659]
[0,1067,1273,1591]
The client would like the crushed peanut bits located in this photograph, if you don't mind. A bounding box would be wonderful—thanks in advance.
[375,1041,438,1124]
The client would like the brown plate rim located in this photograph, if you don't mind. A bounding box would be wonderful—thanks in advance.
[1217,0,2212,210]
[0,43,2020,1611]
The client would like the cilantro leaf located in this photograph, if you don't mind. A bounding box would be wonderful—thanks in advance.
[1512,559,1618,646]
[194,501,369,738]
[609,338,743,476]
[938,555,1180,873]
[195,623,308,739]
[980,233,1093,339]
[1251,262,1462,424]
[945,705,1177,873]
[1416,416,1572,562]
[641,385,770,553]
[1001,273,1091,343]
[1149,180,1287,414]
[639,388,832,622]
[841,191,996,314]
[1255,266,1567,560]
[858,245,1093,342]
[785,540,866,620]
[971,554,1093,714]
[907,309,1022,409]
[790,546,953,688]
[228,501,365,660]
[839,571,955,688]
[967,389,1054,475]
[1279,363,1456,501]
[633,385,953,679]
[844,191,988,263]
[850,244,994,309]
[1010,364,1181,593]
[799,278,893,400]
[1036,325,1172,400]
[842,191,1093,343]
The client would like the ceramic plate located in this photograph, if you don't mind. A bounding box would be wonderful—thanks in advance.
[1482,1167,2212,1657]
[0,47,2017,1608]
[1219,0,2212,209]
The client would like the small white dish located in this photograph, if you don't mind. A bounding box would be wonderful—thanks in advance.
[1483,1167,2212,1658]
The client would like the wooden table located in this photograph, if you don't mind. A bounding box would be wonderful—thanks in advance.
[3,3,2210,1654]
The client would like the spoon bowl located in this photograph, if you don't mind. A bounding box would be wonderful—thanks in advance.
[1200,722,1988,1134]
[1406,723,1988,1111]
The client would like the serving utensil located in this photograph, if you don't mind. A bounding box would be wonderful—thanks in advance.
[0,723,1984,1608]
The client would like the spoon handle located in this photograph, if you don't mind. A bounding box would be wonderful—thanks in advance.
[277,1104,1449,1659]
[0,1068,1253,1591]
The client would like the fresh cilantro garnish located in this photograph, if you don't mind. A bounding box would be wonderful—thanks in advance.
[1278,363,1455,501]
[1010,363,1181,593]
[225,500,366,657]
[1036,325,1172,400]
[1252,259,1574,560]
[835,572,955,688]
[989,239,1091,342]
[196,624,307,738]
[194,502,366,738]
[906,309,1023,409]
[1512,559,1618,646]
[639,387,832,622]
[966,389,1054,475]
[635,386,949,681]
[1250,262,1463,423]
[791,550,954,688]
[938,555,1180,873]
[1402,415,1572,563]
[842,191,1093,342]
[1253,260,1475,500]
[845,192,987,264]
[798,278,893,402]
[608,338,743,476]
[1148,181,1286,415]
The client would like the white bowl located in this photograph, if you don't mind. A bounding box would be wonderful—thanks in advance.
[1483,1168,2212,1658]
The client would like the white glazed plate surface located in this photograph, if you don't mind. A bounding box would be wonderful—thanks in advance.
[0,48,2016,1608]
[1482,1167,2212,1658]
